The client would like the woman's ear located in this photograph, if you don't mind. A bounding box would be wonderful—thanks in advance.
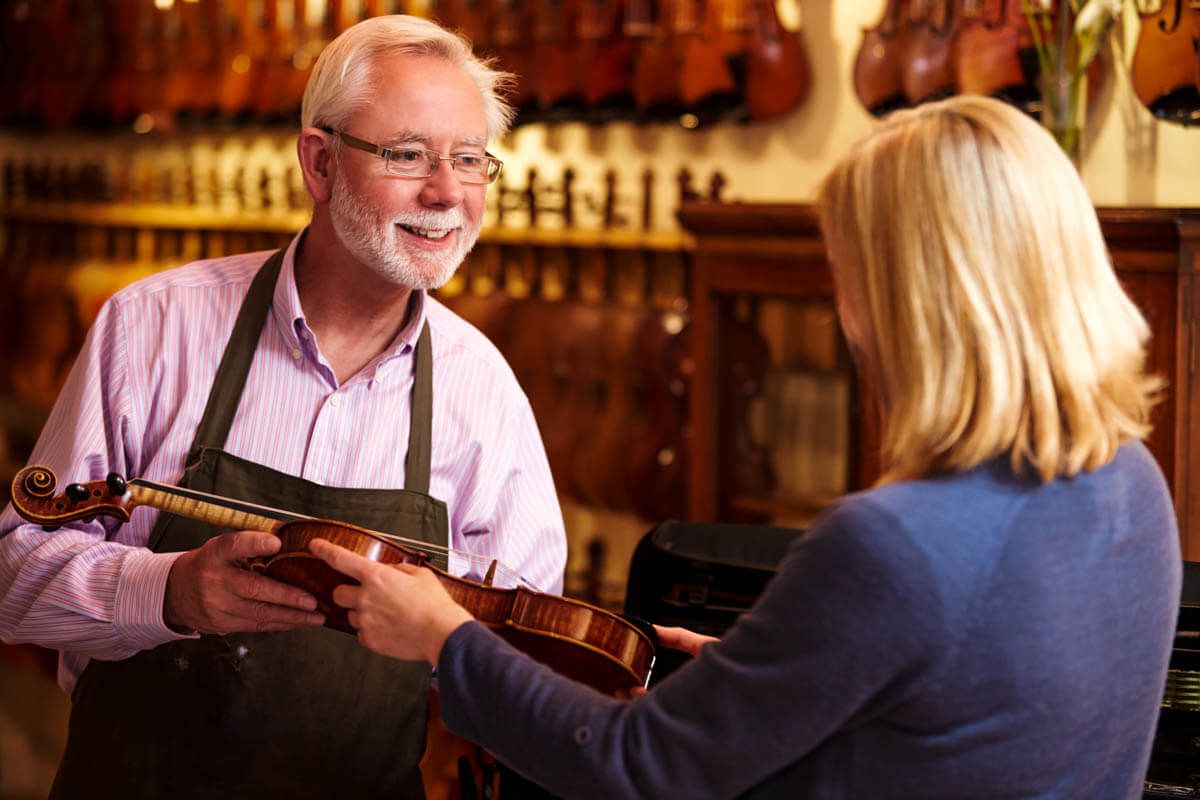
[297,128,334,204]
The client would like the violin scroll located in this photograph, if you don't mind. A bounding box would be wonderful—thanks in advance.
[10,465,133,530]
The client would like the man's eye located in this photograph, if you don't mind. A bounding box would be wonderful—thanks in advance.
[456,155,484,168]
[394,149,426,163]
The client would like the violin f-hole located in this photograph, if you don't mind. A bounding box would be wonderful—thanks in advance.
[1159,0,1182,32]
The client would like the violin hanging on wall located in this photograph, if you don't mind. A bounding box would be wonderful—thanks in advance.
[577,0,637,118]
[11,465,655,695]
[628,0,684,120]
[903,0,961,105]
[954,0,1037,113]
[1130,0,1200,125]
[853,0,910,116]
[675,0,741,122]
[743,0,810,122]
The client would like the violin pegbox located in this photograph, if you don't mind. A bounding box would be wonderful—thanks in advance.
[10,465,134,530]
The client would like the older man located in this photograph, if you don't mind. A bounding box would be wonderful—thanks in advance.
[0,15,565,799]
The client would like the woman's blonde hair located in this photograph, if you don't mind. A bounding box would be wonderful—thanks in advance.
[301,14,514,142]
[817,95,1160,485]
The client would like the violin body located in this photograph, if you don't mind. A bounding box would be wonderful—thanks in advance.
[743,0,809,122]
[853,0,910,116]
[533,0,586,112]
[954,0,1037,112]
[491,0,537,111]
[1130,0,1200,124]
[676,0,739,113]
[11,465,655,695]
[629,0,683,117]
[903,0,960,105]
[578,0,637,114]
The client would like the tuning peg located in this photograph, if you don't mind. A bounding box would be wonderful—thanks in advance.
[106,473,127,496]
[65,483,90,503]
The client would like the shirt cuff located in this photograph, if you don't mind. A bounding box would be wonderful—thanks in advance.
[113,549,198,650]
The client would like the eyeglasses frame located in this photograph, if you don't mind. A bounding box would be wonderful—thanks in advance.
[321,127,504,185]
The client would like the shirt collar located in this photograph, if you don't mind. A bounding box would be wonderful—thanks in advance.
[272,229,431,376]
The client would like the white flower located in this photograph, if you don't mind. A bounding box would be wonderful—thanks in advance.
[1074,0,1122,69]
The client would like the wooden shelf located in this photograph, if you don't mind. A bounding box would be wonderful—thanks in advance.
[0,201,695,252]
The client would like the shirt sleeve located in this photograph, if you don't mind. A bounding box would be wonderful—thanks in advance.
[437,498,949,799]
[0,295,191,660]
[453,384,567,596]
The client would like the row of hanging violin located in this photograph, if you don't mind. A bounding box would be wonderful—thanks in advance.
[854,0,1200,128]
[0,0,809,131]
[438,240,775,522]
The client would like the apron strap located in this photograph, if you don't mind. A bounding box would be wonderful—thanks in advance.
[185,247,434,494]
[404,320,433,495]
[187,248,286,457]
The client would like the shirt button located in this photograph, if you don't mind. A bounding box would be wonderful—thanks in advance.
[299,330,309,340]
[573,726,592,746]
[329,395,341,408]
[290,347,302,360]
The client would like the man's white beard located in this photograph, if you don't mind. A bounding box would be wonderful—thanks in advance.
[329,176,480,290]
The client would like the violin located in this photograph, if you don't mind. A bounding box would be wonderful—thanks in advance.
[1130,0,1200,124]
[577,0,637,116]
[675,0,740,121]
[954,0,1037,113]
[853,0,910,116]
[627,0,683,120]
[11,465,655,695]
[902,0,961,105]
[743,0,810,122]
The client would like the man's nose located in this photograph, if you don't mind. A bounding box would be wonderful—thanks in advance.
[420,158,466,206]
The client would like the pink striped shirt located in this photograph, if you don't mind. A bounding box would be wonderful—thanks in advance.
[0,232,567,694]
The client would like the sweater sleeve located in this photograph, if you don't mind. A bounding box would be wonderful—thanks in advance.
[437,497,951,799]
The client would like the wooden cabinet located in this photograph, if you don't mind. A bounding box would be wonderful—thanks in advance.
[678,203,1200,560]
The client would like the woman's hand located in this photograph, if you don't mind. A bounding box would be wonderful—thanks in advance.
[615,625,719,699]
[308,538,473,665]
[654,625,719,657]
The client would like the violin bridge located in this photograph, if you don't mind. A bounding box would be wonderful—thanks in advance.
[483,559,498,587]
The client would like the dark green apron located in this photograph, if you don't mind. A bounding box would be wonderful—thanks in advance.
[50,249,448,800]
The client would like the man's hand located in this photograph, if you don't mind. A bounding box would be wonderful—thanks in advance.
[164,531,325,634]
[308,538,473,665]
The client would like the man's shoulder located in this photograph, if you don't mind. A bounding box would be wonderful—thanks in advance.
[108,250,272,308]
[423,295,515,376]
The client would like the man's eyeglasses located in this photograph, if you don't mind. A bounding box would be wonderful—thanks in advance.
[323,128,504,185]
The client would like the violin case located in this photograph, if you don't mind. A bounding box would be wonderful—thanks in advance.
[623,520,804,684]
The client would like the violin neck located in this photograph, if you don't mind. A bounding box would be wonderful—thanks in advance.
[128,479,305,533]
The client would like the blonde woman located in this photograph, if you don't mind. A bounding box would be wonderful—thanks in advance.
[312,96,1180,799]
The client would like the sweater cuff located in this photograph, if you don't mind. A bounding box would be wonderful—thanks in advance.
[114,549,197,649]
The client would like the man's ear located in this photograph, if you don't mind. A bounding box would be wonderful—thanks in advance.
[297,127,334,204]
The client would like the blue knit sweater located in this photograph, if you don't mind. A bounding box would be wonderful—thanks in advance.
[439,442,1180,799]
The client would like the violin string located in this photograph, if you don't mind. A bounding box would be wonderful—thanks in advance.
[132,477,541,591]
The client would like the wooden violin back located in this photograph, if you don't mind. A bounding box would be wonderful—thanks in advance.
[903,0,961,105]
[853,0,910,116]
[954,0,1037,112]
[1131,0,1200,124]
[532,0,586,113]
[629,0,683,118]
[578,0,638,115]
[743,0,810,121]
[491,0,537,111]
[675,0,740,117]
